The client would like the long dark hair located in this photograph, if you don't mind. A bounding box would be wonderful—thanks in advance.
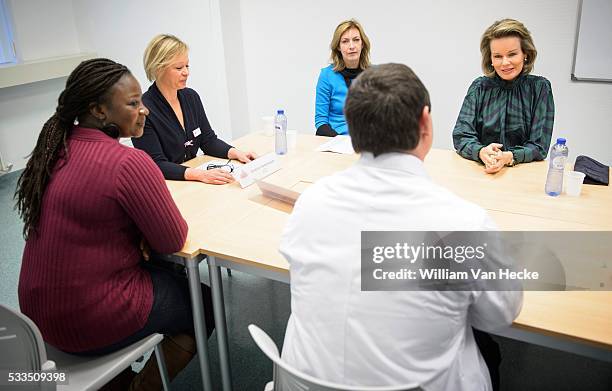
[14,58,130,238]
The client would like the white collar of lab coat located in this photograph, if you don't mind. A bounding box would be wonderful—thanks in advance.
[357,152,429,179]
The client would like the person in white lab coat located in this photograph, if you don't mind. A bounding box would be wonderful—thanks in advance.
[279,63,523,391]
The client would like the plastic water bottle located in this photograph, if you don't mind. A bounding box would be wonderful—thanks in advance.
[545,138,569,196]
[274,109,287,155]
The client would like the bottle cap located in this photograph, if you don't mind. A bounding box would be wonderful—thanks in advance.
[557,138,566,145]
[277,109,284,115]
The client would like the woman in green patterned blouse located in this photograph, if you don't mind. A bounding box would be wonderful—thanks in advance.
[452,19,554,174]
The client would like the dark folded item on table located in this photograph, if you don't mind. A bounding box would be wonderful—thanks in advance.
[574,155,609,185]
[316,124,338,137]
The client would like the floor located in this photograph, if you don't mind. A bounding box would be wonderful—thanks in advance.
[1,170,610,390]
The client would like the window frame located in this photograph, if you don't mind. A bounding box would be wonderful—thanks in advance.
[0,0,17,65]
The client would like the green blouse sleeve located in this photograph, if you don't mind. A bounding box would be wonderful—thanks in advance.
[507,78,555,163]
[453,81,485,162]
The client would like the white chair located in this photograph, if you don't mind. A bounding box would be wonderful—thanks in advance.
[248,324,422,391]
[0,304,170,391]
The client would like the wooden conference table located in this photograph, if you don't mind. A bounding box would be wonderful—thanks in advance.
[166,133,612,391]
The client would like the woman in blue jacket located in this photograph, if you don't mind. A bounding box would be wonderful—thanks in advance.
[315,19,371,137]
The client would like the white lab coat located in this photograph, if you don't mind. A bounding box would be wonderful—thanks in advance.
[280,152,523,391]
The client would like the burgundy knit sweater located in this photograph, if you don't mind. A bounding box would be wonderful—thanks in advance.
[18,126,188,353]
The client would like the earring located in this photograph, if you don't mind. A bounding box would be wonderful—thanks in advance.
[524,57,527,62]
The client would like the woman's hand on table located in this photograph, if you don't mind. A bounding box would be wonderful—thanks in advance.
[228,147,258,164]
[185,167,235,185]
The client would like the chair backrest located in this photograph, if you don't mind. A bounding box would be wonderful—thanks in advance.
[248,324,421,391]
[0,304,54,371]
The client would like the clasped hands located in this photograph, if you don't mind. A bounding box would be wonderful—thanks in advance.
[478,143,513,174]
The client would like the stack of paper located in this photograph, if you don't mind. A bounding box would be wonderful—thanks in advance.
[315,135,355,154]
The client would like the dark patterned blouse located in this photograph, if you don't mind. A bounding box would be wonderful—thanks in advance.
[452,73,555,164]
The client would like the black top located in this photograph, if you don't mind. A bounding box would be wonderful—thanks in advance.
[339,67,362,88]
[132,83,232,180]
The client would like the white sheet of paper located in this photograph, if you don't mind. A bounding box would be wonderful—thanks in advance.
[315,135,355,154]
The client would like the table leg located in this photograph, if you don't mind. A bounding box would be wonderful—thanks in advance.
[184,255,214,390]
[208,256,233,391]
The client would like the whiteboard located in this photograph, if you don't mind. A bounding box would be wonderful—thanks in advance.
[572,0,612,82]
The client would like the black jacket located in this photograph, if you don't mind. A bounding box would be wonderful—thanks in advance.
[132,83,232,180]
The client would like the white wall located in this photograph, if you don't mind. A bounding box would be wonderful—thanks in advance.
[0,0,80,171]
[0,77,67,170]
[238,0,612,164]
[1,0,233,171]
[71,0,232,143]
[2,0,611,172]
[219,0,251,138]
[9,0,80,61]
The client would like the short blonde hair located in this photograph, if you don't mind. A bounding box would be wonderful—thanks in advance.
[330,19,371,72]
[143,34,189,82]
[480,19,537,78]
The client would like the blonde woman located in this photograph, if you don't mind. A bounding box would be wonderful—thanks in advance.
[315,19,371,137]
[452,19,554,174]
[133,34,257,184]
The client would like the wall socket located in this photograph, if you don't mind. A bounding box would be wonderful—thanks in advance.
[0,162,13,175]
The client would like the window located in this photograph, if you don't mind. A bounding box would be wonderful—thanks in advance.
[0,0,16,64]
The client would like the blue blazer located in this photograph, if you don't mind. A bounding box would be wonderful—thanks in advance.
[315,65,349,135]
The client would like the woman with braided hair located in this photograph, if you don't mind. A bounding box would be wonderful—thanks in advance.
[16,58,215,390]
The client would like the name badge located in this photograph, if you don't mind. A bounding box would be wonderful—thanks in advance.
[192,127,201,137]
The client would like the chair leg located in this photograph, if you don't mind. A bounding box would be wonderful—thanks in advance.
[129,334,195,391]
[154,344,171,391]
